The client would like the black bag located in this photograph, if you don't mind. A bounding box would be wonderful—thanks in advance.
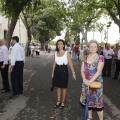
[50,78,54,91]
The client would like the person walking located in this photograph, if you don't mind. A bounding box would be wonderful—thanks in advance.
[35,45,39,58]
[48,44,51,53]
[80,40,104,120]
[31,45,35,58]
[28,44,31,57]
[52,39,76,109]
[74,43,79,60]
[0,39,10,93]
[10,36,25,98]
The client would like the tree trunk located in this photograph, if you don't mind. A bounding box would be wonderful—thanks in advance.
[40,41,44,50]
[81,28,88,45]
[25,28,31,56]
[6,15,19,48]
[107,8,120,31]
[39,36,45,50]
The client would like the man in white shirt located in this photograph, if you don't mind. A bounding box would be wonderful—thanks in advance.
[113,45,120,79]
[103,44,114,77]
[0,39,10,93]
[10,36,25,98]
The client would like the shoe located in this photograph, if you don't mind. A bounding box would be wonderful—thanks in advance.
[54,101,61,108]
[87,118,93,120]
[60,102,65,109]
[112,77,117,80]
[19,92,23,94]
[9,95,19,99]
[0,88,5,91]
[1,90,10,93]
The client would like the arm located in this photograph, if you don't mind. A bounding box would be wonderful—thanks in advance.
[80,62,86,82]
[11,47,17,66]
[2,47,8,65]
[51,54,56,78]
[67,52,76,80]
[89,60,104,83]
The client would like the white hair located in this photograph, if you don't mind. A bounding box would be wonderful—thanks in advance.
[0,39,6,44]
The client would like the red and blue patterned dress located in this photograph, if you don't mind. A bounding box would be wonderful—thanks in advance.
[80,55,104,109]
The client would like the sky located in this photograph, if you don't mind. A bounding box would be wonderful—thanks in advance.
[54,18,120,44]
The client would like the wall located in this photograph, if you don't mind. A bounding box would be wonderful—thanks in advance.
[0,14,28,47]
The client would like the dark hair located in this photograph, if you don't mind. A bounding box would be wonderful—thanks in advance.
[56,39,65,51]
[11,36,19,43]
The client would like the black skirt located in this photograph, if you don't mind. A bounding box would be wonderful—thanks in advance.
[53,64,68,88]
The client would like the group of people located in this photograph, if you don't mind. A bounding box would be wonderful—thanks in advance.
[0,36,119,119]
[67,44,89,61]
[0,36,25,98]
[28,44,40,58]
[52,39,105,120]
[67,42,120,80]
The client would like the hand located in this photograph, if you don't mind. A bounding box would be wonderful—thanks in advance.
[83,79,90,86]
[72,73,76,80]
[108,54,111,56]
[1,65,5,69]
[51,74,54,78]
[10,66,13,72]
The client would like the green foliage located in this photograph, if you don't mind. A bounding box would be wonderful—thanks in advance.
[65,30,75,45]
[33,0,65,42]
[49,40,56,45]
[64,0,104,43]
[99,41,105,46]
[0,0,33,17]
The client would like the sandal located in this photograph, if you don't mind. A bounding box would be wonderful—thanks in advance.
[54,101,61,108]
[87,118,93,120]
[60,102,65,109]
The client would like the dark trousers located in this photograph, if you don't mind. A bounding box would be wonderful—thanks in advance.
[11,61,24,95]
[103,59,112,76]
[0,62,10,90]
[114,60,120,78]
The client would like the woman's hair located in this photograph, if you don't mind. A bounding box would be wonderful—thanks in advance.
[88,40,99,48]
[56,39,65,51]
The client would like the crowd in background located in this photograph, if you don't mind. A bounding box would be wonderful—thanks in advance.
[67,43,120,80]
[28,44,40,58]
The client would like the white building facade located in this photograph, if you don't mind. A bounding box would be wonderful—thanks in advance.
[0,14,28,46]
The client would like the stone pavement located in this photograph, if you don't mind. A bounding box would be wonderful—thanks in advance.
[0,50,120,120]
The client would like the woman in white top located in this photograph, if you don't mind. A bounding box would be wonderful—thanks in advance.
[52,39,76,109]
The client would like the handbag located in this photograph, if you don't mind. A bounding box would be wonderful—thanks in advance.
[89,81,102,89]
[50,78,54,91]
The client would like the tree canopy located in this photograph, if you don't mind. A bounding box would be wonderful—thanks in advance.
[0,0,119,48]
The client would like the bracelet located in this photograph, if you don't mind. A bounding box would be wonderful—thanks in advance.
[83,79,86,81]
[73,72,75,74]
[89,80,92,83]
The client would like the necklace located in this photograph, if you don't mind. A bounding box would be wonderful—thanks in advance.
[87,54,97,63]
[89,54,97,60]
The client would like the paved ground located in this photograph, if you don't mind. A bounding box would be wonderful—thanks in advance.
[0,49,120,120]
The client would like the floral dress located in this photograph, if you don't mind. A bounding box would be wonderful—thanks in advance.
[80,55,104,109]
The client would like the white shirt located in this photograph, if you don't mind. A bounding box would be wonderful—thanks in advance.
[117,50,120,60]
[67,47,71,52]
[103,48,114,59]
[79,48,84,57]
[55,51,68,65]
[0,45,8,64]
[11,43,25,66]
